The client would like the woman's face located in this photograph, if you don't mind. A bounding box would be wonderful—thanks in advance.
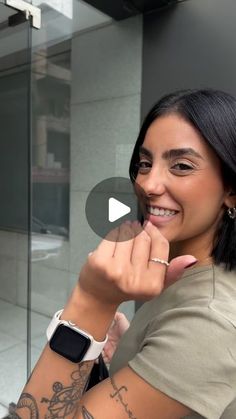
[135,114,230,256]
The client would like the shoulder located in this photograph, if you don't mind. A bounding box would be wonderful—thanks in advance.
[111,265,236,418]
[209,264,236,327]
[145,264,236,346]
[128,297,236,419]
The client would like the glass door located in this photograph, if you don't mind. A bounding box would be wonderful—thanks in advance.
[0,3,32,416]
[0,1,141,415]
[29,0,74,380]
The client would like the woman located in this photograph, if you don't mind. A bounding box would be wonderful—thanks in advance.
[15,89,236,419]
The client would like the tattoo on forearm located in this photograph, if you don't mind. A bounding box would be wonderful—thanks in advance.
[41,362,93,418]
[80,406,95,419]
[14,393,39,419]
[13,362,93,419]
[110,377,137,419]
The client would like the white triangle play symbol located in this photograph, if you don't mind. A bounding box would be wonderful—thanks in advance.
[108,197,131,222]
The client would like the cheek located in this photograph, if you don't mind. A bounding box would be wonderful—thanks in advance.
[179,178,226,225]
[178,174,225,203]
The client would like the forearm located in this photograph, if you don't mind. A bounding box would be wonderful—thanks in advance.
[15,346,94,418]
[15,285,117,419]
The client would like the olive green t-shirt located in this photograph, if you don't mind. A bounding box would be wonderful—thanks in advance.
[109,265,236,419]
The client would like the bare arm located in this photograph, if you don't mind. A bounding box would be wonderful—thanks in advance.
[14,221,196,419]
[14,285,116,419]
[14,292,191,419]
[77,366,192,419]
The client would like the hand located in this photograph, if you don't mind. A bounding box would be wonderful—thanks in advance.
[102,312,130,364]
[78,220,197,307]
[164,255,197,288]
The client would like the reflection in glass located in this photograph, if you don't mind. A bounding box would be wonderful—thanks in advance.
[32,45,71,238]
[0,5,30,413]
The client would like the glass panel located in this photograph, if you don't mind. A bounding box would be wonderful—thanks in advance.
[0,0,142,411]
[0,4,31,415]
[30,0,142,372]
[29,0,75,371]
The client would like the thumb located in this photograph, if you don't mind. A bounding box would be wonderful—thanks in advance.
[164,255,197,289]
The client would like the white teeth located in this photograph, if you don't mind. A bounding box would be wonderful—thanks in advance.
[147,206,177,217]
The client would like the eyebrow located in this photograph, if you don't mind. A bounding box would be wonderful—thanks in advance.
[139,146,204,160]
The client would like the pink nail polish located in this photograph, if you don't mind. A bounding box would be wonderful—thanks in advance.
[184,260,198,269]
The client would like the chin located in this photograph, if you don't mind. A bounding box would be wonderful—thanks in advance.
[150,225,176,242]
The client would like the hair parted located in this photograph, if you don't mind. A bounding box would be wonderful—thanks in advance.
[129,89,236,271]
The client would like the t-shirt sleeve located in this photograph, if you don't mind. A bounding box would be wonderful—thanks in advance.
[128,306,236,419]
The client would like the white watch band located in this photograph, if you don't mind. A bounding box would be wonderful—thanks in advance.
[46,309,108,361]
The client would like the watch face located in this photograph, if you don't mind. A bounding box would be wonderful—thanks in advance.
[49,324,91,363]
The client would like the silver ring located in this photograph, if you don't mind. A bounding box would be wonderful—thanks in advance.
[148,257,170,267]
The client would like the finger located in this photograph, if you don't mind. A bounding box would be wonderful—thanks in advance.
[95,226,119,258]
[144,221,169,273]
[131,223,151,269]
[144,221,169,293]
[102,348,113,364]
[114,222,135,264]
[114,311,129,323]
[102,349,110,364]
[165,255,197,288]
[115,312,130,334]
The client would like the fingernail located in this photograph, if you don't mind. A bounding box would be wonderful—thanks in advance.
[184,260,198,269]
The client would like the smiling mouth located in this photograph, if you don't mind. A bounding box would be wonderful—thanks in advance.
[146,205,179,217]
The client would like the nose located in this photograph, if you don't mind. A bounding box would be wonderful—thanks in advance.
[137,168,167,197]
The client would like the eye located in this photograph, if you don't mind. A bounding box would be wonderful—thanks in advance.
[135,160,152,173]
[171,162,194,171]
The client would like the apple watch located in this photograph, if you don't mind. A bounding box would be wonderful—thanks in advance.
[46,309,108,363]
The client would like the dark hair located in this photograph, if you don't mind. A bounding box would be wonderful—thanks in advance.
[129,89,236,271]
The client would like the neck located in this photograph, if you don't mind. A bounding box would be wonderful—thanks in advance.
[170,237,214,268]
[169,213,223,267]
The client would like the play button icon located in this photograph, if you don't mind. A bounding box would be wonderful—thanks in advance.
[85,177,144,241]
[108,198,131,222]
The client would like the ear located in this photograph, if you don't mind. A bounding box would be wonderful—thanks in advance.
[224,189,236,209]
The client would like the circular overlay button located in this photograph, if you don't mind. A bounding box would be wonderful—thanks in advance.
[85,177,144,242]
